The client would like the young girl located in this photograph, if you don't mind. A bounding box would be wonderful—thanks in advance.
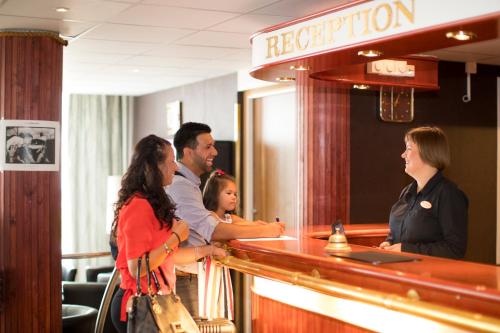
[203,169,268,225]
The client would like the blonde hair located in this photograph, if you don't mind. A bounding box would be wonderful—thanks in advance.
[405,126,450,170]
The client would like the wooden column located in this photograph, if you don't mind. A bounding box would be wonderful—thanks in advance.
[297,72,350,227]
[0,32,63,333]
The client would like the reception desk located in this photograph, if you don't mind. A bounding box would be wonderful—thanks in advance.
[225,225,500,333]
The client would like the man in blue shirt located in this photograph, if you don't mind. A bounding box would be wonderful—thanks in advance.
[166,122,285,316]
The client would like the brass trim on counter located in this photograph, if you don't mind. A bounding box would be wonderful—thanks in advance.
[220,256,500,333]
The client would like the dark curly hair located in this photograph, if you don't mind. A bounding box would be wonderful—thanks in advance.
[173,122,211,160]
[202,170,235,213]
[111,135,176,238]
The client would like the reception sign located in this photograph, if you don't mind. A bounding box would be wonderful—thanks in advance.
[251,0,500,67]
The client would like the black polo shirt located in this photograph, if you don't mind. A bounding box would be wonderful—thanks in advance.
[387,171,468,259]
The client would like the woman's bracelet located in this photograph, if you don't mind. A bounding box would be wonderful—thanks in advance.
[172,231,182,245]
[163,242,174,256]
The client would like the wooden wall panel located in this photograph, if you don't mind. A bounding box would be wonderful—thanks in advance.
[297,72,350,227]
[251,292,372,333]
[0,35,62,333]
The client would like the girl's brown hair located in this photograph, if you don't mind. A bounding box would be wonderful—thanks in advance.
[203,170,235,213]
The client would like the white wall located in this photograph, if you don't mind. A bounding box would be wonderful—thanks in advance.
[133,73,237,143]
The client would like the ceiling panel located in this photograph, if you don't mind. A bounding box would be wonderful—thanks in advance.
[81,23,194,44]
[253,0,352,17]
[203,58,252,68]
[117,55,211,68]
[0,15,96,37]
[108,5,239,30]
[63,50,132,65]
[104,0,142,3]
[425,49,500,63]
[143,44,239,59]
[224,49,253,61]
[3,0,500,96]
[208,13,293,34]
[66,38,159,55]
[141,0,280,13]
[0,0,131,22]
[431,39,500,57]
[63,62,107,73]
[177,31,251,48]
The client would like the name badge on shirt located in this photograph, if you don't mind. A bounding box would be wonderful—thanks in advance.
[420,200,432,209]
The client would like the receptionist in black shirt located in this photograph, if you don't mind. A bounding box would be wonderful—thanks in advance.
[379,127,468,259]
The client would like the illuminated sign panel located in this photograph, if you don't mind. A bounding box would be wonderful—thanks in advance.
[251,0,500,67]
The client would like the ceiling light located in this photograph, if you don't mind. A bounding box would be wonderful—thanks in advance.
[55,7,69,12]
[132,69,140,73]
[353,84,370,90]
[445,30,476,41]
[275,77,295,82]
[357,50,383,58]
[290,65,309,71]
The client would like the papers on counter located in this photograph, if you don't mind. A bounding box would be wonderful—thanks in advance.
[236,235,296,241]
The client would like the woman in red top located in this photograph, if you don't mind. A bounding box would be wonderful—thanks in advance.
[110,135,221,333]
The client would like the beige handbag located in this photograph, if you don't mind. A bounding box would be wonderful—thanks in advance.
[127,253,200,333]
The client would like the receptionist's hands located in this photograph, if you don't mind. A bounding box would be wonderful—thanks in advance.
[385,243,402,252]
[379,241,391,249]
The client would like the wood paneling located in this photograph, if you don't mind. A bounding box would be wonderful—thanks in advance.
[297,72,350,226]
[313,56,439,91]
[0,35,62,333]
[251,292,372,333]
[306,223,389,247]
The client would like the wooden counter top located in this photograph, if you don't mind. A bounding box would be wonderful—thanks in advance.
[228,226,500,319]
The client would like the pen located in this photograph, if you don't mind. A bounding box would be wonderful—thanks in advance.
[275,216,280,222]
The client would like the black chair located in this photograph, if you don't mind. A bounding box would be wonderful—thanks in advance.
[85,265,114,282]
[62,304,98,333]
[62,282,107,310]
[62,265,77,281]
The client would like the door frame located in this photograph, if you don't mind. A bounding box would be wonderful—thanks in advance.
[242,85,296,223]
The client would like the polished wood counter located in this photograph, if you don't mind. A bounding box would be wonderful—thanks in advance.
[226,225,500,332]
[306,223,389,246]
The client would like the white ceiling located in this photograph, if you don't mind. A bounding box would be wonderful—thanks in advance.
[1,0,500,96]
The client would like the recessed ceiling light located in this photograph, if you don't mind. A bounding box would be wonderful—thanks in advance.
[290,65,309,71]
[357,50,383,58]
[55,7,70,12]
[445,30,476,41]
[353,84,370,90]
[132,69,140,73]
[275,76,295,82]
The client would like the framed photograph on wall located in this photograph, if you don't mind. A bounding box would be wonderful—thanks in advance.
[0,119,60,171]
[166,100,182,139]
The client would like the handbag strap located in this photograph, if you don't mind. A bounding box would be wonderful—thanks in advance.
[136,256,143,295]
[145,252,153,294]
[135,253,154,295]
[137,252,174,295]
